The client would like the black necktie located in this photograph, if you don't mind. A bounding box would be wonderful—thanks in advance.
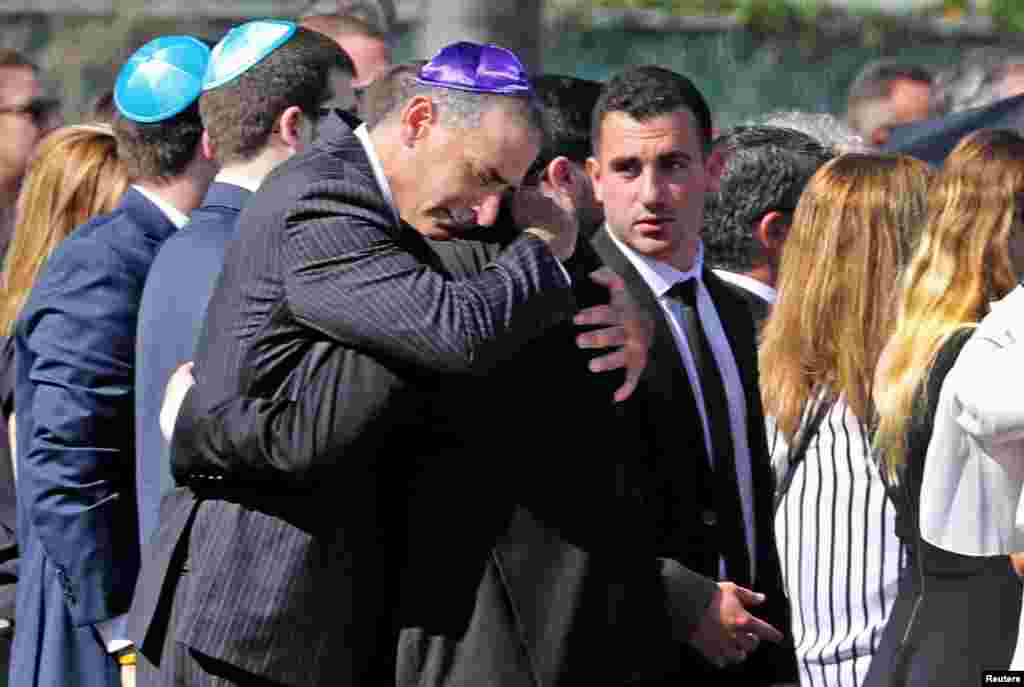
[668,277,751,586]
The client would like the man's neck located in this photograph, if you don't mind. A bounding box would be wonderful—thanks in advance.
[217,150,291,192]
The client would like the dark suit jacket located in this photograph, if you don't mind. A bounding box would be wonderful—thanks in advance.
[127,111,577,687]
[13,188,175,687]
[589,228,796,685]
[159,218,730,686]
[713,271,772,334]
[134,182,251,550]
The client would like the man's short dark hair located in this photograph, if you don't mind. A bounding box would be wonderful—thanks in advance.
[591,66,712,155]
[200,26,354,165]
[524,74,602,182]
[113,101,204,181]
[704,125,832,272]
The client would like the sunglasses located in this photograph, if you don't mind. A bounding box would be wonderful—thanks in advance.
[0,97,60,127]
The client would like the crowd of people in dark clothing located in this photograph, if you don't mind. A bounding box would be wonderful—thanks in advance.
[2,2,1024,686]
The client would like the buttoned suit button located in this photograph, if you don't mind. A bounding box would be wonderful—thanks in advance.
[701,509,718,527]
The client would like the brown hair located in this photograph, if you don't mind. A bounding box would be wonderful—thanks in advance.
[200,26,354,165]
[0,123,128,334]
[760,153,932,442]
[874,129,1024,480]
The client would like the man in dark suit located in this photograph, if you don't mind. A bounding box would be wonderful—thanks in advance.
[128,41,638,687]
[11,37,216,687]
[134,22,356,554]
[151,69,791,686]
[703,126,831,331]
[583,66,798,685]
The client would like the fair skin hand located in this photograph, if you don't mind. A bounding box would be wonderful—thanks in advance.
[689,582,785,668]
[514,184,577,261]
[121,664,135,687]
[575,267,652,403]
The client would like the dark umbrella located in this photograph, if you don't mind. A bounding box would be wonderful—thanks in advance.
[883,92,1024,165]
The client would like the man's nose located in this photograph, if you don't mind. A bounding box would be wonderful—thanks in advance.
[638,168,665,206]
[474,195,501,227]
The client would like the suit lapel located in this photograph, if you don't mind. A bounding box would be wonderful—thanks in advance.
[589,229,705,455]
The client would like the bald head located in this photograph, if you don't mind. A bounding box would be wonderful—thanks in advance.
[300,13,392,88]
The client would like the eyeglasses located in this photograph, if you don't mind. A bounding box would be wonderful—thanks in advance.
[0,97,60,128]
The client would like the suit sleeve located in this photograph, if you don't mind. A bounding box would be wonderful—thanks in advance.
[17,241,140,627]
[282,178,577,375]
[171,345,414,482]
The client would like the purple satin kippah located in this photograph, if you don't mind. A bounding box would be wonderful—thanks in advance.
[416,41,533,95]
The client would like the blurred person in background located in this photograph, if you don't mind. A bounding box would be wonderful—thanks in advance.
[754,111,867,154]
[761,153,931,687]
[301,11,393,103]
[10,36,215,687]
[86,90,116,125]
[869,129,1024,687]
[704,125,831,330]
[0,122,126,687]
[358,60,425,126]
[932,47,1024,115]
[300,0,396,34]
[0,49,61,262]
[845,61,934,147]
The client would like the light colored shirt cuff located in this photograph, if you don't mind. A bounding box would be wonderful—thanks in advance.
[554,259,572,286]
[94,614,132,653]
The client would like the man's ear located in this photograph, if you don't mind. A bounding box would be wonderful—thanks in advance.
[400,95,435,148]
[755,210,791,257]
[586,156,604,204]
[200,129,216,162]
[541,156,574,198]
[704,147,728,193]
[276,105,305,149]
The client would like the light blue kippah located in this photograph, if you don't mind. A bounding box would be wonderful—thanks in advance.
[114,35,210,123]
[202,19,297,91]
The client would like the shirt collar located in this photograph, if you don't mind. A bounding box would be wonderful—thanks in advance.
[213,169,263,193]
[131,184,189,229]
[604,225,704,299]
[711,269,777,303]
[353,123,399,224]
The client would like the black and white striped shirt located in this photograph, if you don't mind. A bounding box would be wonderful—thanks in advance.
[769,397,905,687]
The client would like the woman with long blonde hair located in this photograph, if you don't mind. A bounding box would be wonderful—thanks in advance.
[762,152,931,687]
[0,123,128,457]
[866,129,1024,687]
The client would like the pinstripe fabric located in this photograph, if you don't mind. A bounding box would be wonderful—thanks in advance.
[770,398,905,687]
[128,111,577,687]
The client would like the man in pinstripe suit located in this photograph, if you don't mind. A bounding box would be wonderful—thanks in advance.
[128,42,639,686]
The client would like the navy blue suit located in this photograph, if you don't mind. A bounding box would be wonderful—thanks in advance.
[135,182,251,550]
[11,188,178,687]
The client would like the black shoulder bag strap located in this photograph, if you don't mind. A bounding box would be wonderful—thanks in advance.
[892,327,975,686]
[774,397,833,513]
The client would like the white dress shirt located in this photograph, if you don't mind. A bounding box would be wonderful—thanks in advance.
[606,228,756,583]
[712,268,777,304]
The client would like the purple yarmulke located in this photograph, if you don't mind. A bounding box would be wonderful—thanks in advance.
[416,41,532,96]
